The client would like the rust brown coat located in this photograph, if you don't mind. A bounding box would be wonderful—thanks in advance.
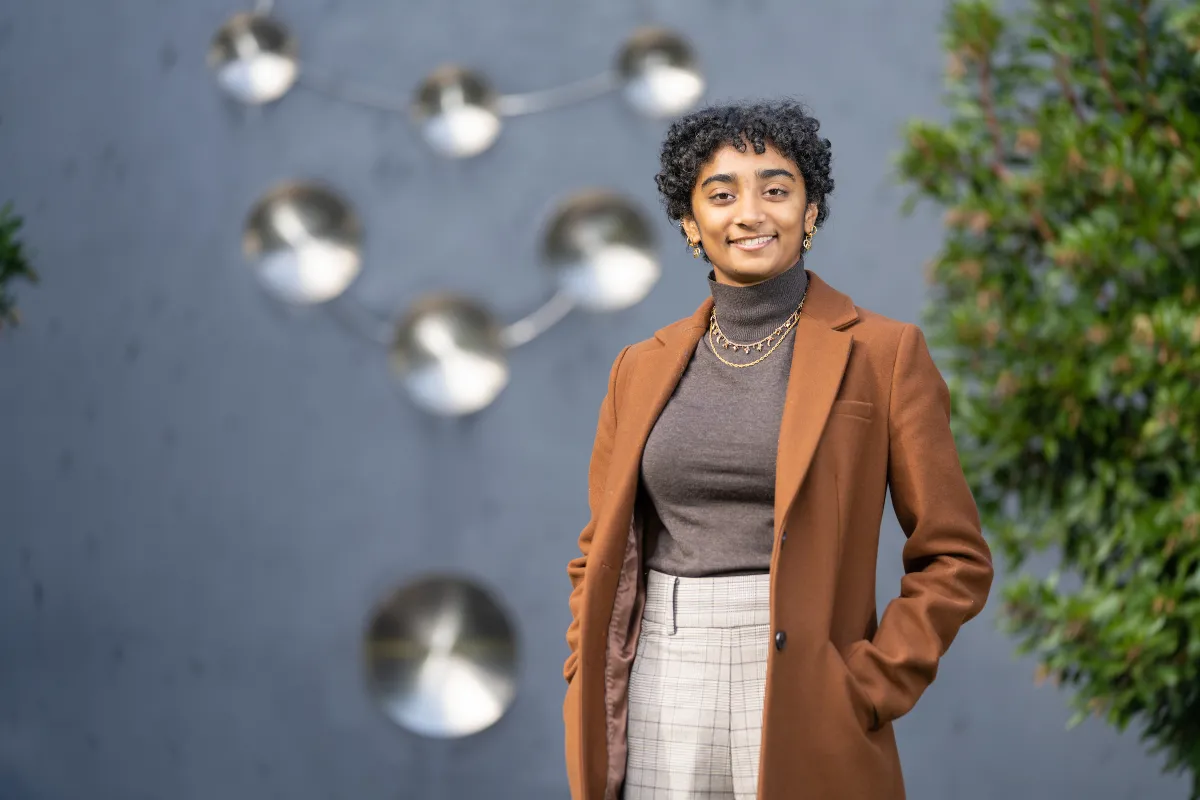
[562,270,994,800]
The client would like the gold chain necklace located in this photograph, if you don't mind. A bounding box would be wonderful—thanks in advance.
[707,286,808,368]
[712,306,800,351]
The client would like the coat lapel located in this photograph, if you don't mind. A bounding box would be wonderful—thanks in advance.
[773,271,859,534]
[605,297,713,504]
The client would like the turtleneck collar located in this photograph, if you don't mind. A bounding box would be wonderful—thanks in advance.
[706,261,810,342]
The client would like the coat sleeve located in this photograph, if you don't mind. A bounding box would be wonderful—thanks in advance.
[563,344,630,684]
[844,323,994,727]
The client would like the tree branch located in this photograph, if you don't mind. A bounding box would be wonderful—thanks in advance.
[1054,54,1087,123]
[1088,0,1128,113]
[1136,0,1149,85]
[1031,208,1056,243]
[977,54,1008,176]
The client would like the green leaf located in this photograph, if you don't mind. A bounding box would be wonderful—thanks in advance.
[0,202,36,328]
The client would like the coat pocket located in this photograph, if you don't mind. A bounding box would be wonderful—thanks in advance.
[831,399,874,422]
[827,642,879,733]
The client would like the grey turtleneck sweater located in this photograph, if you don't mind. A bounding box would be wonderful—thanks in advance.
[640,261,809,577]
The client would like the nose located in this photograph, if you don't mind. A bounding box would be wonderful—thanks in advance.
[732,194,767,228]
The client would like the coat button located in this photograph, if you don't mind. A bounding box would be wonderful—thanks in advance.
[781,529,788,544]
[774,631,787,650]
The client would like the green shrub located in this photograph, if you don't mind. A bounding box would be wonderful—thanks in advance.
[0,203,36,329]
[897,0,1200,793]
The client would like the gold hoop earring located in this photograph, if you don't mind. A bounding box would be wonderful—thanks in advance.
[681,222,703,259]
[802,227,816,252]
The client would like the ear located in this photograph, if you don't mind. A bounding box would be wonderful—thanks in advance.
[681,216,701,244]
[804,202,819,232]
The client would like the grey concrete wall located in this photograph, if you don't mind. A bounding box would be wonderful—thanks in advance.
[0,0,1188,798]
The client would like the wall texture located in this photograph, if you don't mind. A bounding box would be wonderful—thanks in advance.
[0,0,1188,798]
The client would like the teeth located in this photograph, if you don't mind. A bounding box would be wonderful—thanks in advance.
[733,236,774,246]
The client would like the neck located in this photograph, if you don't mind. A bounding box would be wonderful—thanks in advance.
[707,261,809,342]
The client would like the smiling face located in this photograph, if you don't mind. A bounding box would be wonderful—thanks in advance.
[681,141,819,287]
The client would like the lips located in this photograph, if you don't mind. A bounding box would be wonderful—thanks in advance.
[729,234,776,251]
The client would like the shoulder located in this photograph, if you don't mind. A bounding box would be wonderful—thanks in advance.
[850,305,911,350]
[820,274,932,379]
[852,306,935,361]
[622,301,708,361]
[602,306,705,398]
[847,304,944,401]
[611,317,683,380]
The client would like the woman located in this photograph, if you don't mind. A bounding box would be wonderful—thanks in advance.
[562,100,993,800]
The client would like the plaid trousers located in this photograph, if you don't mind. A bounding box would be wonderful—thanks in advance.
[624,569,771,800]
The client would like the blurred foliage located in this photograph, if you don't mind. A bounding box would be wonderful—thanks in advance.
[897,0,1200,793]
[0,203,36,329]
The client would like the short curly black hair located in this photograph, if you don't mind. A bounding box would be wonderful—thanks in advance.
[654,99,834,253]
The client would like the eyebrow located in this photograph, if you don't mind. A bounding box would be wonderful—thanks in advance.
[700,167,796,188]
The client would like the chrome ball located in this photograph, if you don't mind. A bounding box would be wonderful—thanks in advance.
[242,182,362,305]
[390,295,509,416]
[411,66,503,158]
[208,13,299,105]
[542,191,659,312]
[617,28,705,118]
[364,575,518,738]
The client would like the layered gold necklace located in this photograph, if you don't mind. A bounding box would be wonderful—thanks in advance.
[707,285,808,369]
